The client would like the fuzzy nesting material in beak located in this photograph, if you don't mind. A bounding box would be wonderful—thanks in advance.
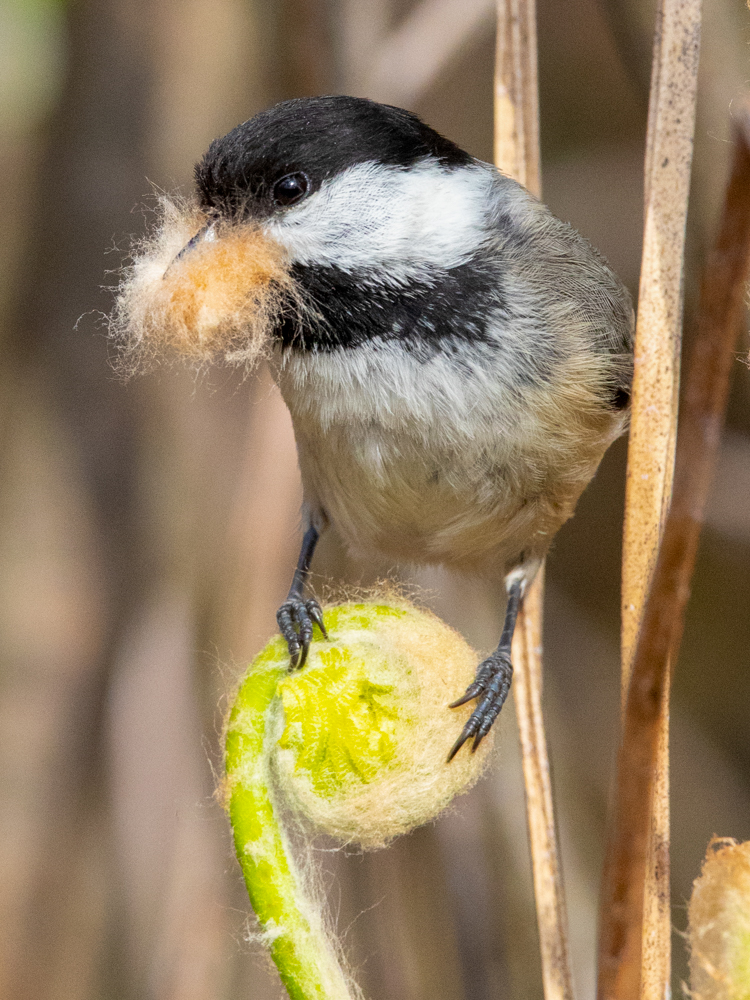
[110,197,293,370]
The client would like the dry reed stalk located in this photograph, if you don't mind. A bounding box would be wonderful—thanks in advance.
[620,0,701,680]
[598,99,750,999]
[596,3,708,996]
[493,0,540,196]
[495,3,573,998]
[511,567,575,1000]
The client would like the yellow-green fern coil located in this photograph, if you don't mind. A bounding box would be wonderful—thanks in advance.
[688,838,750,1000]
[224,600,493,1000]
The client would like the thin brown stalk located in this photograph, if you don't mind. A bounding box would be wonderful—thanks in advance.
[600,54,750,1000]
[619,4,702,679]
[511,569,574,1000]
[494,0,540,197]
[598,2,701,997]
[608,2,701,995]
[496,3,573,998]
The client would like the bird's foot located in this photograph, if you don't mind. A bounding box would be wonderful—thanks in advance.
[447,650,513,760]
[276,598,328,670]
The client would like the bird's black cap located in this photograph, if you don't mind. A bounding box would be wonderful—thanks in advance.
[195,95,472,217]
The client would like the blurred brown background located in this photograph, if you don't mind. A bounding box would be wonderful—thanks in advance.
[1,0,749,997]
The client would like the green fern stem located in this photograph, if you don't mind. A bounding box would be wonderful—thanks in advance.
[224,636,353,1000]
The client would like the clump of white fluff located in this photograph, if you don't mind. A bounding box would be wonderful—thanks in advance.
[109,196,296,372]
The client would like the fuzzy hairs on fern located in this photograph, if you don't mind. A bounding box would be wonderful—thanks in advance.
[223,598,494,1000]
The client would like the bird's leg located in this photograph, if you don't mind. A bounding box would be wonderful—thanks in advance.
[276,525,328,670]
[447,578,524,760]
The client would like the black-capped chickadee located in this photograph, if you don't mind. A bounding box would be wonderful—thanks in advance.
[127,96,634,759]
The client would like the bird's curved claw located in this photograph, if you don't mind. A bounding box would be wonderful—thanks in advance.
[276,598,328,670]
[447,651,513,761]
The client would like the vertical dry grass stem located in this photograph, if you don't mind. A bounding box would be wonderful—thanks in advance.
[511,569,575,1000]
[599,100,750,998]
[494,0,540,196]
[496,4,573,999]
[619,1,702,683]
[604,3,702,997]
[600,28,750,1000]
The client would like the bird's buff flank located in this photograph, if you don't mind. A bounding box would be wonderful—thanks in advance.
[223,600,492,1000]
[110,197,294,369]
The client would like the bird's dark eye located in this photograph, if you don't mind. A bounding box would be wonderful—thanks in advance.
[272,172,310,206]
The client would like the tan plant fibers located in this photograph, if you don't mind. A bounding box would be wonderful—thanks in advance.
[688,837,750,1000]
[110,197,294,370]
[272,600,493,849]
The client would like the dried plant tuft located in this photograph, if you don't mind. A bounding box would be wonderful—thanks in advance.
[109,196,298,373]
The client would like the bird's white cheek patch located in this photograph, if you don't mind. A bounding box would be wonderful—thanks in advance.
[110,197,293,371]
[266,160,493,278]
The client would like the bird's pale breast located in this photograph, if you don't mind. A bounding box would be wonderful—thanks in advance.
[273,338,626,577]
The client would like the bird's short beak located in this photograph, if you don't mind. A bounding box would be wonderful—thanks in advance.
[165,222,218,275]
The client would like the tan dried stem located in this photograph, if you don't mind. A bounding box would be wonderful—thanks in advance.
[641,94,750,986]
[606,4,702,997]
[494,0,540,196]
[600,38,750,1000]
[620,3,701,675]
[511,568,575,1000]
[495,4,573,999]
